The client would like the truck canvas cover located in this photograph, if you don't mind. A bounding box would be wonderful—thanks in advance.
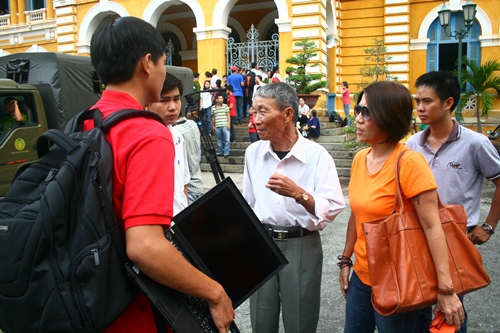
[0,52,101,130]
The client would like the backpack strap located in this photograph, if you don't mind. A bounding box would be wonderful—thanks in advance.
[101,109,165,133]
[37,129,80,158]
[65,108,165,135]
[65,108,104,134]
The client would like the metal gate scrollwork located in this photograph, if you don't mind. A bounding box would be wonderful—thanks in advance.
[166,39,175,66]
[227,24,279,73]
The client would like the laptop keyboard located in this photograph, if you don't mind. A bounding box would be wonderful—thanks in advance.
[165,230,218,333]
[185,295,216,333]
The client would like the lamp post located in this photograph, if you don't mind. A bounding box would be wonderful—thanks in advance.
[438,0,477,123]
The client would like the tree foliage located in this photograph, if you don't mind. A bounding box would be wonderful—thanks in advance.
[285,38,327,94]
[358,38,396,91]
[457,57,500,133]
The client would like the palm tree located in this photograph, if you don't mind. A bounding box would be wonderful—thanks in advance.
[458,57,500,133]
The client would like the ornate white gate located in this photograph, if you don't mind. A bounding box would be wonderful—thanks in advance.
[226,25,279,73]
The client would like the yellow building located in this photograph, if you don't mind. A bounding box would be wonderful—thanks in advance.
[0,0,498,128]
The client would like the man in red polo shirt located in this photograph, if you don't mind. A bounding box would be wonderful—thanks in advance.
[88,17,235,333]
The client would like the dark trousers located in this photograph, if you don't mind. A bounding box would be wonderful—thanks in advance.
[230,116,236,142]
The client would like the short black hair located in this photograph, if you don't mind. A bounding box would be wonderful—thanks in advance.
[161,72,183,96]
[415,71,460,112]
[342,81,349,88]
[90,17,166,85]
[193,72,200,78]
[226,84,233,92]
[357,81,413,144]
[4,96,17,106]
[212,68,218,75]
[251,62,257,68]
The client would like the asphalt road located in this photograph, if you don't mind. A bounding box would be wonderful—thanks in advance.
[206,174,500,333]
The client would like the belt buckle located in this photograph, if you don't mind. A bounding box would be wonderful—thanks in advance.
[273,229,289,241]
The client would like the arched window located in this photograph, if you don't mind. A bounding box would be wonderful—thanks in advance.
[427,13,480,73]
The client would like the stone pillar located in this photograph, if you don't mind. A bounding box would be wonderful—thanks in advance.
[275,18,292,77]
[18,0,26,24]
[53,1,78,54]
[9,0,18,25]
[193,26,230,76]
[289,0,328,110]
[46,0,55,19]
[384,0,410,85]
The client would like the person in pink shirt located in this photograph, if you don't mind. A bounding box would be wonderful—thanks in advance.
[342,81,351,125]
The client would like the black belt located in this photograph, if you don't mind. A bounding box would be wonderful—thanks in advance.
[263,224,317,241]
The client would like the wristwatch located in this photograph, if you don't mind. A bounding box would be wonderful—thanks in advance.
[296,192,309,204]
[481,223,495,235]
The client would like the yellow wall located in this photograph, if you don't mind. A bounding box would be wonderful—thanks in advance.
[0,0,498,121]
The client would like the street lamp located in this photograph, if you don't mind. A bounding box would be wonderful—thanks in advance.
[438,0,477,123]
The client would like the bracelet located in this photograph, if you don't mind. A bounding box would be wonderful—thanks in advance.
[437,287,455,295]
[337,255,353,269]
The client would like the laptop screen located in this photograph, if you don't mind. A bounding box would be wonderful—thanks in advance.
[172,177,288,308]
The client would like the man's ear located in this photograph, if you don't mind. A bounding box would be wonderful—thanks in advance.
[444,96,454,111]
[140,53,153,77]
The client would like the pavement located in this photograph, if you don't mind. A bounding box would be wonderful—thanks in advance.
[201,172,500,333]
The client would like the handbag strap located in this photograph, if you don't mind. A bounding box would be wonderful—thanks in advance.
[393,149,447,214]
[392,150,408,214]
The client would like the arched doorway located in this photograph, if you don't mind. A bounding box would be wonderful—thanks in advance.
[426,14,481,72]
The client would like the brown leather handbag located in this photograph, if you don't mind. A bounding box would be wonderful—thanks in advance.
[362,150,490,316]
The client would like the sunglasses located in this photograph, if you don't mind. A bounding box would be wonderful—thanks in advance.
[354,105,372,122]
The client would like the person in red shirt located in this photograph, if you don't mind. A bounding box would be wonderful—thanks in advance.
[247,105,259,143]
[226,84,237,142]
[88,16,235,333]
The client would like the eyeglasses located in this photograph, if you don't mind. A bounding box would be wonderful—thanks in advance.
[354,105,372,122]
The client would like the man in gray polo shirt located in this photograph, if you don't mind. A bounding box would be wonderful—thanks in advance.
[407,70,500,333]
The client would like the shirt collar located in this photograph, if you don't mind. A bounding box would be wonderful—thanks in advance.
[257,129,308,163]
[418,119,461,147]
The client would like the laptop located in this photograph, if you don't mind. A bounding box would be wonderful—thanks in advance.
[125,177,288,333]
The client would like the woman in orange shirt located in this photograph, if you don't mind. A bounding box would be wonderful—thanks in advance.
[339,81,464,333]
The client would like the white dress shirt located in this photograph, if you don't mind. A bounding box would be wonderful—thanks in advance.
[243,131,345,231]
[169,125,190,216]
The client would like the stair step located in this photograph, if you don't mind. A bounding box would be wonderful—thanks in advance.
[203,156,245,164]
[202,122,360,178]
[336,167,352,178]
[332,159,353,168]
[201,163,244,174]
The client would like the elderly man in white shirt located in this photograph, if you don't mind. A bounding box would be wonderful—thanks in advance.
[243,82,345,333]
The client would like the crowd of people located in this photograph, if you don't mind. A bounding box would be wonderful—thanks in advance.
[191,62,327,147]
[192,62,291,147]
[9,15,499,333]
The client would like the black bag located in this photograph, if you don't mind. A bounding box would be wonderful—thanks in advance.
[0,109,165,333]
[341,117,348,127]
[329,111,343,123]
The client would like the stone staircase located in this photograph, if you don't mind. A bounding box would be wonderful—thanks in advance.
[200,116,357,178]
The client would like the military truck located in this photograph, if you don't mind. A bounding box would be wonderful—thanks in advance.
[0,52,193,197]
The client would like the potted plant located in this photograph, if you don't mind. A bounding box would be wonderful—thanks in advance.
[285,38,327,108]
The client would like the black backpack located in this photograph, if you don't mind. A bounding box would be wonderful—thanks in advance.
[329,110,343,123]
[0,109,165,333]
